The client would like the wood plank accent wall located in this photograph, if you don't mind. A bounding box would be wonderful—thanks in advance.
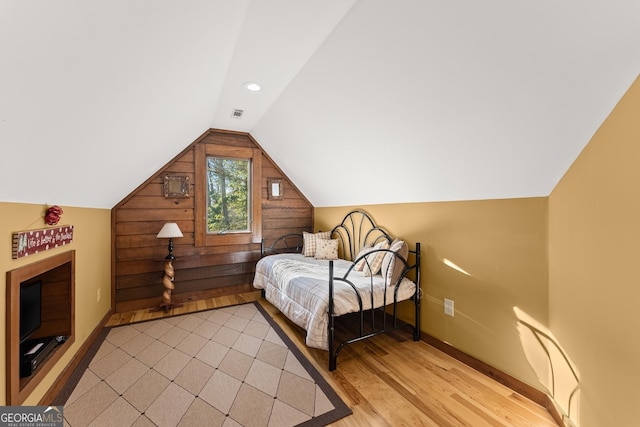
[111,129,313,313]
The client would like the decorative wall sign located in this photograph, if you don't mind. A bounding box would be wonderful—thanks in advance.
[12,225,74,259]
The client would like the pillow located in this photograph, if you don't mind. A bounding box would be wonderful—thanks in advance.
[302,231,331,257]
[353,244,375,271]
[381,238,409,285]
[315,239,339,260]
[362,240,390,276]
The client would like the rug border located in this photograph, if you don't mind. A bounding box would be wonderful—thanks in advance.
[252,302,353,426]
[54,301,352,426]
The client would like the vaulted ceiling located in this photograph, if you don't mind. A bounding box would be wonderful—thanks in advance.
[1,1,639,209]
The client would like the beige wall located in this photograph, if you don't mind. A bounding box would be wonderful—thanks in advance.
[549,75,640,426]
[316,197,549,387]
[0,202,111,405]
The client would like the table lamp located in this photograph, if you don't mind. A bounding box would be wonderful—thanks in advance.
[151,223,184,312]
[156,222,183,259]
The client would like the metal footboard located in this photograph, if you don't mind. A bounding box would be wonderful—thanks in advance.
[328,242,421,371]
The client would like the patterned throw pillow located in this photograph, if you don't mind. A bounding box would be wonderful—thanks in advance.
[315,239,339,260]
[381,238,409,285]
[302,231,331,257]
[362,240,390,276]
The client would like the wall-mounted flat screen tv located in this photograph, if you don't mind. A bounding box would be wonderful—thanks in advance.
[20,280,42,343]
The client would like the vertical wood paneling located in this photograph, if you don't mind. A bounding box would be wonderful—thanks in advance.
[111,129,313,312]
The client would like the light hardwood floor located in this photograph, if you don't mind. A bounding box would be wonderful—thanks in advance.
[107,292,558,426]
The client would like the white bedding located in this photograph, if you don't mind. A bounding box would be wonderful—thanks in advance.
[253,253,416,350]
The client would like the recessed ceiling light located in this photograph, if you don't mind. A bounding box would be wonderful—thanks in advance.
[244,82,262,92]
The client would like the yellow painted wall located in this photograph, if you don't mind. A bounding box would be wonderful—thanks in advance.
[316,197,548,387]
[0,202,111,405]
[549,75,640,426]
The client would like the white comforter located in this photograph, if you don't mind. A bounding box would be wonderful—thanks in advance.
[253,253,416,350]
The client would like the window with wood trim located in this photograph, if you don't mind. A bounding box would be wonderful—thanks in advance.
[195,144,262,246]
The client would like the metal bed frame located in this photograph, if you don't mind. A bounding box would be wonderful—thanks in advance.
[260,210,422,371]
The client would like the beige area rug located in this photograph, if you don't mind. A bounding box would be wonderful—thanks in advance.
[55,302,351,426]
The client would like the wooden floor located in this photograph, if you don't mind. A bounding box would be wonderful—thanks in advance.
[107,292,558,427]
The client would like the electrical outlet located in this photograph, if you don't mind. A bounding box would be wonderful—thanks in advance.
[444,298,454,317]
[97,288,101,303]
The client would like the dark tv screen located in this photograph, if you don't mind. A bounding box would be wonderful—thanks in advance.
[20,280,42,343]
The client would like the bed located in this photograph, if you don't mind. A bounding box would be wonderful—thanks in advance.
[253,210,421,370]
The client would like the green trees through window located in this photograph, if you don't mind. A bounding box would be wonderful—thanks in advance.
[206,157,250,233]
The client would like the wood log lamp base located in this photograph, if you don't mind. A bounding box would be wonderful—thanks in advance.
[149,257,183,313]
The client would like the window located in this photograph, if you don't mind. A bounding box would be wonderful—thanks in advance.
[195,144,262,246]
[206,157,250,233]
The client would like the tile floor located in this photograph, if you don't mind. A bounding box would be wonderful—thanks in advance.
[62,303,341,427]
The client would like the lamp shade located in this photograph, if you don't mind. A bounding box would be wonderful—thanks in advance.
[156,223,183,239]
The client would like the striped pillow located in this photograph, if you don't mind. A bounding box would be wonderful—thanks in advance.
[362,240,390,276]
[381,238,409,285]
[353,244,375,271]
[302,231,331,257]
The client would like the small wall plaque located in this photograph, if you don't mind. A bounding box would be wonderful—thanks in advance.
[267,178,283,200]
[164,175,190,198]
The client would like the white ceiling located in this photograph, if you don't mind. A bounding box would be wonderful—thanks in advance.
[1,0,639,209]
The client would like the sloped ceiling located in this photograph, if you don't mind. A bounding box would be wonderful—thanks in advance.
[1,0,639,209]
